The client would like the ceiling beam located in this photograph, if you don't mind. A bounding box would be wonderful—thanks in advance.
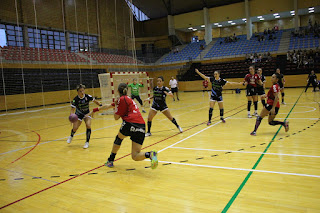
[161,0,172,15]
[202,0,208,8]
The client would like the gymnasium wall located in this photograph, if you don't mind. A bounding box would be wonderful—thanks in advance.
[0,0,133,50]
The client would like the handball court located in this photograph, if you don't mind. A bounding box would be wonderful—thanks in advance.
[0,88,320,212]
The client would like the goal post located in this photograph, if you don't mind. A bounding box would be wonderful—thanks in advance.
[98,72,153,113]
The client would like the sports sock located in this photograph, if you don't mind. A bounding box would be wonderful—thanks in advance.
[254,101,258,111]
[247,101,252,112]
[147,121,152,133]
[209,108,213,121]
[254,116,263,132]
[220,108,224,118]
[70,129,75,137]
[145,152,151,158]
[281,93,285,102]
[269,120,285,126]
[171,118,179,128]
[261,99,266,107]
[108,153,116,162]
[86,129,91,142]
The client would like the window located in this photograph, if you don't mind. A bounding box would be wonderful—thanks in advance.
[28,28,65,50]
[125,0,150,22]
[0,24,24,47]
[69,33,98,52]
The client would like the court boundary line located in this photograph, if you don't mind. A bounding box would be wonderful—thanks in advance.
[158,160,320,178]
[0,104,246,210]
[221,90,304,213]
[170,147,320,158]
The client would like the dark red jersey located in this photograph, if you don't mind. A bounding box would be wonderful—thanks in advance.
[115,96,145,124]
[203,80,208,88]
[244,74,260,87]
[267,83,280,108]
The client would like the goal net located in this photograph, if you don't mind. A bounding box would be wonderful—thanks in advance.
[98,72,153,114]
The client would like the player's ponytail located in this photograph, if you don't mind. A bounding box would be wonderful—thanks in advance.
[118,83,128,96]
[76,84,86,91]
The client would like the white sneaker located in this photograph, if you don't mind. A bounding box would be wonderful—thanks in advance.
[253,112,258,117]
[178,126,183,133]
[145,132,152,137]
[282,102,286,105]
[67,136,73,144]
[83,142,89,149]
[248,114,252,118]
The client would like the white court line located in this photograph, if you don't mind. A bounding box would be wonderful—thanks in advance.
[229,118,319,120]
[158,160,320,178]
[278,106,316,114]
[0,102,209,156]
[0,123,120,155]
[158,119,226,153]
[170,147,320,158]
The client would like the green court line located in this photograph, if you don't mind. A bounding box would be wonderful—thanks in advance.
[221,90,304,213]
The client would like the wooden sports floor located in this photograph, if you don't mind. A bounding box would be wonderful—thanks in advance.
[0,88,320,212]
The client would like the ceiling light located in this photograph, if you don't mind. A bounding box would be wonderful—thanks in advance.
[257,16,263,19]
[188,27,193,30]
[291,13,295,15]
[201,25,205,27]
[214,23,219,25]
[193,29,197,31]
[309,10,314,13]
[231,23,236,25]
[273,13,279,16]
[242,18,247,21]
[218,25,222,27]
[260,18,265,21]
[228,21,233,23]
[309,7,314,10]
[290,10,295,13]
[275,16,280,18]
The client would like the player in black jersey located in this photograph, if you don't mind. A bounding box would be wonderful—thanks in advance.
[276,68,286,104]
[195,69,241,125]
[257,68,266,107]
[305,70,318,92]
[144,76,183,137]
[67,84,102,148]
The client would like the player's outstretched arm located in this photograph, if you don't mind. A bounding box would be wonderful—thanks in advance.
[195,69,210,82]
[144,96,154,102]
[85,104,115,118]
[164,91,173,97]
[93,99,102,106]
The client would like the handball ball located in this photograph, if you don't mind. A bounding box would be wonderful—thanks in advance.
[69,114,78,123]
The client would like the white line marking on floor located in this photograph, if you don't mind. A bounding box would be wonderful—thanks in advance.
[170,147,320,158]
[158,160,320,178]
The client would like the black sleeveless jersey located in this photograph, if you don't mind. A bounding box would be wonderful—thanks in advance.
[257,74,266,88]
[71,94,94,115]
[152,86,170,105]
[209,77,227,96]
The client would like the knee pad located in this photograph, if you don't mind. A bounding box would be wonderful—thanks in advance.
[257,116,263,122]
[114,135,123,145]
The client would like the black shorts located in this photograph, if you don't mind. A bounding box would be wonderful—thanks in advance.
[278,82,284,89]
[75,111,90,121]
[210,93,223,102]
[151,102,168,112]
[131,95,143,105]
[246,87,258,96]
[257,87,265,96]
[119,121,145,145]
[265,104,279,115]
[171,87,178,93]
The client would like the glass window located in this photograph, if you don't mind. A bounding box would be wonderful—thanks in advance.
[125,0,149,21]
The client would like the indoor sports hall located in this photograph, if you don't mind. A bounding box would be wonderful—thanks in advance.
[1,0,320,212]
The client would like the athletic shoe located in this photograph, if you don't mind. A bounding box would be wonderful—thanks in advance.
[145,132,152,137]
[282,102,286,105]
[207,121,211,126]
[150,150,158,170]
[220,118,226,123]
[177,98,180,101]
[105,161,114,168]
[178,126,183,133]
[67,136,73,144]
[142,109,146,113]
[250,131,256,136]
[284,121,289,132]
[248,114,252,118]
[253,112,258,117]
[83,142,89,149]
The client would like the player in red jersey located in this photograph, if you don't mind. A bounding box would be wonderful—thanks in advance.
[87,83,158,169]
[243,66,262,118]
[250,73,289,136]
[203,79,209,96]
